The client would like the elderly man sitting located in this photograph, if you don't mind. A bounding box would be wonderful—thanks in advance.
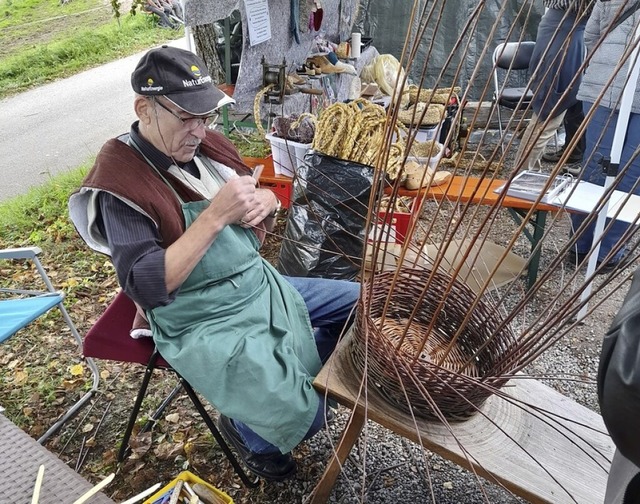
[69,46,359,481]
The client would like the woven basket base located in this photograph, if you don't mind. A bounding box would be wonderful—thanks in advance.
[349,268,517,421]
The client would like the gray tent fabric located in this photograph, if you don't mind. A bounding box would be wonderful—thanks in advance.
[184,0,358,115]
[353,0,542,100]
[184,0,544,114]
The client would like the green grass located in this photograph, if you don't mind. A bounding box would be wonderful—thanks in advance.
[228,130,271,158]
[0,0,182,98]
[0,167,88,248]
[0,135,268,251]
[0,0,102,33]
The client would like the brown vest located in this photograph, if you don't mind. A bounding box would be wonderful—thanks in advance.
[80,130,253,248]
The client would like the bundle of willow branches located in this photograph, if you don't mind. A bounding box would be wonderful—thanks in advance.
[295,0,640,501]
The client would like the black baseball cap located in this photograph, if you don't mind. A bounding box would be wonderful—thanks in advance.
[131,45,233,115]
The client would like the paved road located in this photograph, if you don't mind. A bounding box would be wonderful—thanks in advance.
[0,37,189,202]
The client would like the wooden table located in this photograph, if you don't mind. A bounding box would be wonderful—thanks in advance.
[309,336,614,503]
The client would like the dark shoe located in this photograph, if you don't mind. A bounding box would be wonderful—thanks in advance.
[561,164,582,177]
[325,407,336,424]
[596,250,634,275]
[567,249,634,275]
[542,146,583,164]
[218,415,297,481]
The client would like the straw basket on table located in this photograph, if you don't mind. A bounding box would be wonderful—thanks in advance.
[349,267,518,420]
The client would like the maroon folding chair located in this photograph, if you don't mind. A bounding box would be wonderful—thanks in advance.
[83,291,258,487]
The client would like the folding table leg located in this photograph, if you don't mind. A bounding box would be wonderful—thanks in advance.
[118,351,162,462]
[526,210,548,290]
[508,208,548,289]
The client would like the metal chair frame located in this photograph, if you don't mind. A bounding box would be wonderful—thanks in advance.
[491,41,536,152]
[83,291,259,488]
[0,246,100,444]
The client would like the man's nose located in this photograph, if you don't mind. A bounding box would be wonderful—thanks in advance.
[192,122,208,139]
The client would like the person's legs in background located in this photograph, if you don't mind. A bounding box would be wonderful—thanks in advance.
[514,111,566,171]
[542,99,586,164]
[570,102,640,266]
[169,0,184,21]
[143,0,177,29]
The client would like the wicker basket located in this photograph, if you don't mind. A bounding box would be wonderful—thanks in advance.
[398,103,445,127]
[349,267,518,420]
[408,85,462,105]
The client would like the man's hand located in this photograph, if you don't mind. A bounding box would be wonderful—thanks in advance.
[238,188,279,228]
[205,176,258,227]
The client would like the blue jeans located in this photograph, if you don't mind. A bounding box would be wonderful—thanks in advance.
[570,102,640,263]
[233,275,359,454]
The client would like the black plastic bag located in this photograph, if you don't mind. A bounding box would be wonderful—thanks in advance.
[277,152,374,280]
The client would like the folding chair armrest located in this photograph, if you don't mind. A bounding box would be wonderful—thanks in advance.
[0,247,43,260]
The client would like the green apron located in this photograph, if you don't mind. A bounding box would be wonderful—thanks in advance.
[146,165,321,453]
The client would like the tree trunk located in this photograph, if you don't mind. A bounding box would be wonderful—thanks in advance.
[193,24,226,84]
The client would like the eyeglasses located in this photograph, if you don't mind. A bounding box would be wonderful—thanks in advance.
[152,98,218,130]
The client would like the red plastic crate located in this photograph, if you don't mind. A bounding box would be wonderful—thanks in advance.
[376,197,422,244]
[261,180,293,209]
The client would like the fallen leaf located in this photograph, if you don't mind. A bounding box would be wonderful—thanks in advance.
[102,449,117,465]
[165,413,180,423]
[82,423,94,433]
[14,370,28,384]
[154,441,184,460]
[70,363,84,376]
[129,432,152,459]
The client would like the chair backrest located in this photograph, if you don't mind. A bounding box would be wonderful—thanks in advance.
[83,291,170,368]
[492,41,535,97]
[492,41,536,70]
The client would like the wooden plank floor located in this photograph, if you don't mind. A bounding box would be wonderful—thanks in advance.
[312,336,614,503]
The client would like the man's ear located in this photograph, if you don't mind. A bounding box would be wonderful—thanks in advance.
[134,96,154,125]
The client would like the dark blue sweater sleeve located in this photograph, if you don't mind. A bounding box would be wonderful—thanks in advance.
[97,192,176,309]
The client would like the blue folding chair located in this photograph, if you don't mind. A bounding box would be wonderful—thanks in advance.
[0,247,100,443]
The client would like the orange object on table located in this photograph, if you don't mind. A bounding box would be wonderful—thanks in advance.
[244,156,294,209]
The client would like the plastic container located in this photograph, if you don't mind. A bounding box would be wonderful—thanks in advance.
[375,197,423,244]
[414,121,443,142]
[143,470,233,504]
[397,121,444,145]
[408,141,445,169]
[265,133,312,177]
[260,180,292,209]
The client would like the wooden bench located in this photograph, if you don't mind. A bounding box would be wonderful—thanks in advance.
[308,334,614,504]
[243,156,558,287]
